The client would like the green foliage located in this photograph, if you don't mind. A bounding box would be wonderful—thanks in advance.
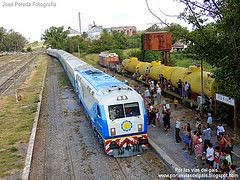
[99,29,114,50]
[179,0,240,100]
[145,24,162,32]
[85,31,142,54]
[144,51,162,62]
[66,35,89,53]
[126,49,162,63]
[112,31,128,49]
[41,26,69,50]
[0,27,27,52]
[26,47,32,52]
[109,49,126,61]
[172,52,214,72]
[127,49,143,60]
[160,23,190,44]
[126,33,142,48]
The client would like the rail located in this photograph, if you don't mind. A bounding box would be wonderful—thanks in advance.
[0,55,37,94]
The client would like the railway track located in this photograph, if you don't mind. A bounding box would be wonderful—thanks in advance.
[0,55,38,95]
[0,54,24,73]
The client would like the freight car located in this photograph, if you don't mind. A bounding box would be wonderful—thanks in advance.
[122,57,216,98]
[99,51,119,68]
[47,49,148,157]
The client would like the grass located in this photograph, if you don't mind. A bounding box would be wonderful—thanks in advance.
[74,53,99,66]
[172,52,215,72]
[0,54,48,178]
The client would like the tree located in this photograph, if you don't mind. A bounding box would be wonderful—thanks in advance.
[160,23,190,44]
[0,28,27,52]
[66,35,90,53]
[126,32,142,48]
[99,29,114,50]
[112,31,128,49]
[41,26,69,49]
[178,0,240,100]
[0,27,6,51]
[145,24,162,32]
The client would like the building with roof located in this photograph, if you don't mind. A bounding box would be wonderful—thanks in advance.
[86,25,103,40]
[172,40,187,52]
[86,24,137,40]
[67,27,80,37]
[107,26,137,36]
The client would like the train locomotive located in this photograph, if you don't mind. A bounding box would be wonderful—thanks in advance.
[47,49,148,157]
[99,51,119,68]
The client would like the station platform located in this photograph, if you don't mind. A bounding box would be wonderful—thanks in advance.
[146,102,240,178]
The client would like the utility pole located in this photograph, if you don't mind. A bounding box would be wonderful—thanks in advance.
[78,12,82,35]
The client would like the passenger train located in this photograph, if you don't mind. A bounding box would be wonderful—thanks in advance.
[47,49,148,157]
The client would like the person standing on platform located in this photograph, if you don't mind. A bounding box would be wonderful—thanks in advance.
[207,113,213,125]
[175,117,182,143]
[203,124,212,152]
[216,123,225,137]
[156,86,162,104]
[184,82,190,98]
[206,143,214,169]
[194,133,203,169]
[177,79,183,97]
[213,146,221,170]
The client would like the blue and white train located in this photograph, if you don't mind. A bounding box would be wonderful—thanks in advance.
[47,49,148,157]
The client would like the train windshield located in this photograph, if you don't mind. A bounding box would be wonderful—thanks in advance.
[108,102,140,120]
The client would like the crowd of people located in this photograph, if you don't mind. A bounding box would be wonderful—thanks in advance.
[132,79,238,179]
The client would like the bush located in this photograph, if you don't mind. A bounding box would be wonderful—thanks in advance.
[144,51,162,62]
[127,49,143,60]
[26,47,32,52]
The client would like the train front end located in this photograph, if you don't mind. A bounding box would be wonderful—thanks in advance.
[100,87,148,157]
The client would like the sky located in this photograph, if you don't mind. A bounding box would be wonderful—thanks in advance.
[0,0,189,42]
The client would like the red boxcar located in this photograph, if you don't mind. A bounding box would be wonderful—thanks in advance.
[142,32,172,51]
[99,52,119,67]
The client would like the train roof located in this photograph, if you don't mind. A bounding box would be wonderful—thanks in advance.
[99,51,119,57]
[58,50,89,70]
[78,69,130,94]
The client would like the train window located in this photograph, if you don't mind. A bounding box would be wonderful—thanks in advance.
[124,102,140,117]
[108,104,124,120]
[97,105,101,117]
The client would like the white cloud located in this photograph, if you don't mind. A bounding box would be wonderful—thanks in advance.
[0,0,188,41]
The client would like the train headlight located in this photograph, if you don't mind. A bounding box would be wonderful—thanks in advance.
[117,95,128,101]
[110,128,116,136]
[138,124,143,132]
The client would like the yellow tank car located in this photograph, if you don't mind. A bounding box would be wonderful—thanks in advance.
[122,58,216,97]
[138,61,151,79]
[183,67,215,97]
[138,61,161,80]
[149,64,167,80]
[151,61,161,67]
[122,58,130,67]
[123,57,139,74]
[165,67,189,86]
